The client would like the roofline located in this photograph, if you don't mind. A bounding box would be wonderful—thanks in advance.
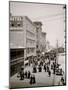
[10,15,36,27]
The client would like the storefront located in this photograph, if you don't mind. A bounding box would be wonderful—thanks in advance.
[10,49,24,76]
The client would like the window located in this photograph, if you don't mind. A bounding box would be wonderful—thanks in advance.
[11,23,14,27]
[10,20,23,27]
[17,21,22,27]
[18,23,21,27]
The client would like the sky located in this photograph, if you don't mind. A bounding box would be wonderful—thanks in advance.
[10,1,65,48]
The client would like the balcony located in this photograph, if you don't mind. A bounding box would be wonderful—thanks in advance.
[10,27,23,31]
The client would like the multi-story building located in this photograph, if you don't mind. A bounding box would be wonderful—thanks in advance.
[46,41,51,52]
[33,22,42,57]
[41,32,46,53]
[10,16,36,76]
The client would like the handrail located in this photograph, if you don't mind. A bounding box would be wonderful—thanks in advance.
[10,57,24,63]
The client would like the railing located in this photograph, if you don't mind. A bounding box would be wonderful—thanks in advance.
[10,27,23,30]
[10,57,24,66]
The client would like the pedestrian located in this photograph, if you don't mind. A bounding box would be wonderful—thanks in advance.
[44,64,46,72]
[33,75,36,84]
[53,63,56,74]
[61,77,65,85]
[48,60,50,65]
[51,64,53,69]
[28,71,31,79]
[33,66,37,73]
[29,59,31,66]
[41,61,43,66]
[48,70,51,77]
[38,65,42,72]
[24,71,27,78]
[60,68,63,75]
[20,71,24,80]
[30,74,33,84]
[47,65,49,72]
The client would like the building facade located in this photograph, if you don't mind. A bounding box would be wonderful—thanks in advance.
[10,16,36,76]
[33,22,42,56]
[41,32,46,53]
[24,16,36,59]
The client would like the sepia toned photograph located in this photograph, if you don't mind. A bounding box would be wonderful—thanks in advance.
[9,1,66,89]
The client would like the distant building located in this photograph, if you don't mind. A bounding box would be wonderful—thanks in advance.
[10,16,36,76]
[41,32,46,53]
[46,41,50,52]
[57,47,64,53]
[33,21,42,56]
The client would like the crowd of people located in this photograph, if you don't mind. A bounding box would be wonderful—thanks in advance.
[17,66,36,84]
[32,59,51,77]
[17,54,65,86]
